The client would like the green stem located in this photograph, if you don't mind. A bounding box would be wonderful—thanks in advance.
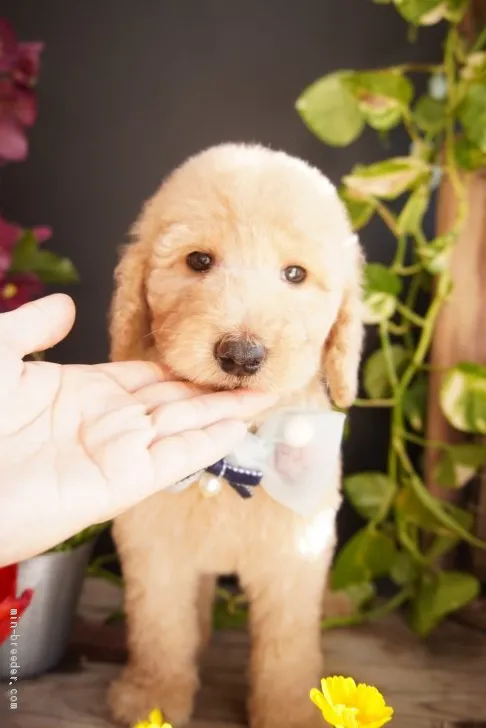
[471,25,486,53]
[398,518,429,566]
[375,201,399,236]
[322,589,411,631]
[444,27,468,234]
[364,588,411,620]
[388,321,410,336]
[395,62,443,74]
[393,263,423,276]
[395,441,486,549]
[392,232,408,270]
[379,321,398,389]
[395,300,426,327]
[401,430,450,451]
[354,398,395,408]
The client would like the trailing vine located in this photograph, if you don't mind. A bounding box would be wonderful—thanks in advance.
[296,0,486,635]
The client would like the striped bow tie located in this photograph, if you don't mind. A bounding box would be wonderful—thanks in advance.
[167,408,346,517]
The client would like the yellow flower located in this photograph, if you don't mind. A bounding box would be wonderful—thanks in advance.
[133,708,173,728]
[310,676,393,728]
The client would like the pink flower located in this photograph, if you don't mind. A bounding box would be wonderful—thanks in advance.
[0,117,27,162]
[0,80,37,126]
[0,19,17,74]
[0,214,52,275]
[0,215,20,274]
[0,272,44,312]
[0,18,43,163]
[14,42,44,88]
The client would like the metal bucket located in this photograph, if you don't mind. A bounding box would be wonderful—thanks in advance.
[0,541,93,680]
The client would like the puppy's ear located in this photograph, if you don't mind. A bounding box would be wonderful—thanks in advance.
[322,243,364,408]
[109,238,152,362]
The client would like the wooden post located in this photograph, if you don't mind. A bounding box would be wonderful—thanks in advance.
[425,168,486,578]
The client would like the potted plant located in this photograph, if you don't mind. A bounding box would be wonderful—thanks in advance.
[296,0,486,634]
[0,17,102,680]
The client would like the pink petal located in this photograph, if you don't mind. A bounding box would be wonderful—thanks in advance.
[0,215,21,250]
[0,273,44,312]
[0,18,18,74]
[15,42,44,87]
[0,82,37,127]
[0,118,28,162]
[12,87,37,126]
[0,78,16,118]
[32,226,52,243]
[0,248,11,276]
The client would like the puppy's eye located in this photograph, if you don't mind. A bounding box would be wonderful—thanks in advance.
[186,251,214,272]
[282,265,307,284]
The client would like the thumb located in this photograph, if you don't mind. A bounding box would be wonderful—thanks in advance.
[0,294,76,357]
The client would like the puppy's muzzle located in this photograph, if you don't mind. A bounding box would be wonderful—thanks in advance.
[214,334,267,377]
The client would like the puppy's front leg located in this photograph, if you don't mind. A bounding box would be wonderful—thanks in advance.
[240,536,333,728]
[108,517,200,726]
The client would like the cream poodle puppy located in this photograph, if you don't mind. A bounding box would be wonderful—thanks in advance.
[108,144,364,728]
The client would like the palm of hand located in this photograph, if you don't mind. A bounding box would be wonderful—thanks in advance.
[0,358,156,553]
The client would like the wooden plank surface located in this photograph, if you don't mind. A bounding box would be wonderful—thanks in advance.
[4,579,486,728]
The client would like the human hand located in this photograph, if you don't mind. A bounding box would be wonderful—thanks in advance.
[0,295,274,565]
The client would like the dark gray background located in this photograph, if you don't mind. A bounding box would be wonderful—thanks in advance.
[2,2,442,530]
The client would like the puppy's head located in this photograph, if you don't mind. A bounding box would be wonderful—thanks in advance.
[110,144,364,407]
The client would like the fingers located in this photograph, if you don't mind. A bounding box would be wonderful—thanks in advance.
[94,361,173,392]
[0,294,76,357]
[151,389,277,438]
[150,419,248,489]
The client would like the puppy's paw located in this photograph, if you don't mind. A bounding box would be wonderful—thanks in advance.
[108,667,198,726]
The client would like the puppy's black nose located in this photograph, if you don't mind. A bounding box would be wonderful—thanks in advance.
[214,335,267,376]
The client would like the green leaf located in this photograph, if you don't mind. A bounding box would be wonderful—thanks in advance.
[362,263,403,324]
[450,443,486,468]
[344,472,397,521]
[339,187,376,231]
[433,452,457,488]
[418,234,453,274]
[440,362,486,434]
[461,52,486,83]
[426,502,475,562]
[364,345,409,398]
[343,71,413,131]
[343,157,429,200]
[411,571,480,637]
[296,72,364,147]
[397,185,429,236]
[390,551,420,586]
[11,231,79,285]
[393,0,438,24]
[413,95,446,135]
[393,0,457,25]
[342,582,376,608]
[434,443,486,488]
[332,527,398,590]
[454,136,486,171]
[458,83,486,153]
[213,600,248,630]
[403,376,428,432]
[443,0,469,23]
[398,474,482,548]
[396,486,473,535]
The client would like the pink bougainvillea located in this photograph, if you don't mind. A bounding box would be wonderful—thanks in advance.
[0,18,43,163]
[0,18,77,312]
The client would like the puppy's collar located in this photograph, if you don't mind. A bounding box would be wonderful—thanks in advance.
[166,408,346,517]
